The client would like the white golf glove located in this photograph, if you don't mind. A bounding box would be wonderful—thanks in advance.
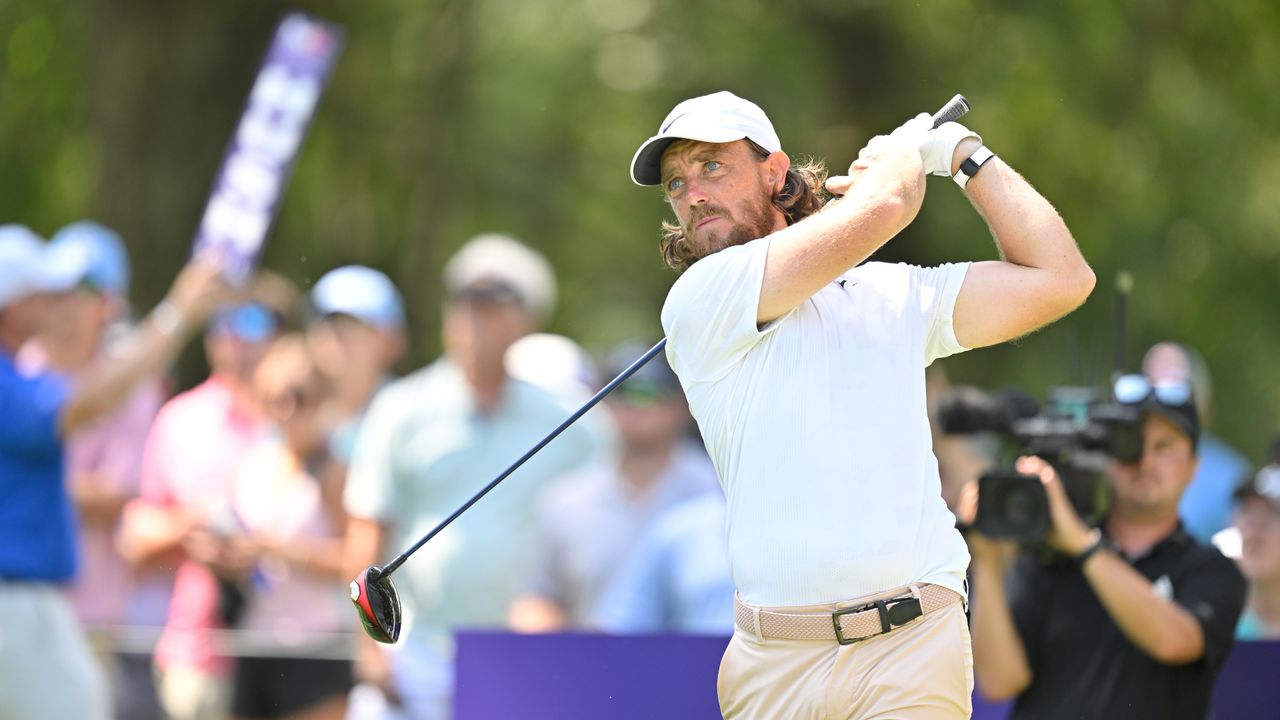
[918,120,981,177]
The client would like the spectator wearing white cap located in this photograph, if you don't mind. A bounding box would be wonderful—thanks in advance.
[1230,439,1280,640]
[0,224,227,720]
[343,234,609,720]
[16,220,169,720]
[306,265,407,465]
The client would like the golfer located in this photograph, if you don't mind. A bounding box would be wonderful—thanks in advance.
[630,91,1094,718]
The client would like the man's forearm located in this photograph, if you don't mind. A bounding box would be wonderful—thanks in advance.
[61,307,196,435]
[1082,550,1205,664]
[969,559,1034,700]
[757,143,925,323]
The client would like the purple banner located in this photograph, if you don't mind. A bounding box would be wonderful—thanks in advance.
[192,13,343,281]
[454,632,1280,719]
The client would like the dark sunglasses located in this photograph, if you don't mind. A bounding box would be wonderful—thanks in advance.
[614,379,676,408]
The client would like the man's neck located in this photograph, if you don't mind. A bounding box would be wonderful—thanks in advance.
[335,372,382,416]
[1249,578,1280,625]
[1104,512,1180,559]
[0,324,25,357]
[469,370,507,416]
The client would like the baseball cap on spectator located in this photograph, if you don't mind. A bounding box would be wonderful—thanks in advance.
[0,224,91,310]
[1113,373,1201,451]
[310,265,405,329]
[49,221,131,296]
[630,90,783,186]
[604,340,683,406]
[443,234,557,322]
[1236,465,1280,512]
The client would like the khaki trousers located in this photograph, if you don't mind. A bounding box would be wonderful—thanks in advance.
[718,590,973,719]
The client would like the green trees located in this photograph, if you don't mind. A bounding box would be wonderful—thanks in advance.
[2,0,1276,455]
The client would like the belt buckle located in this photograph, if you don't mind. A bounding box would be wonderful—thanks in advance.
[831,595,924,646]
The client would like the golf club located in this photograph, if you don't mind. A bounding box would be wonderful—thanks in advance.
[350,93,972,644]
[351,337,668,643]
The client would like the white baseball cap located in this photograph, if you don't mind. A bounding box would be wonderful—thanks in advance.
[0,224,91,310]
[311,265,406,329]
[630,91,782,186]
[443,234,557,322]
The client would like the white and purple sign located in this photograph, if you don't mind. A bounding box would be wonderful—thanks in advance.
[192,13,343,281]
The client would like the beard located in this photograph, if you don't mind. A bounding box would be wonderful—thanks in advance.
[685,192,777,261]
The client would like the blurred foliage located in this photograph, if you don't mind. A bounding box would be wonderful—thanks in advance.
[1,0,1277,456]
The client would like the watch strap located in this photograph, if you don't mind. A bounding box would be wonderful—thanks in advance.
[954,145,995,189]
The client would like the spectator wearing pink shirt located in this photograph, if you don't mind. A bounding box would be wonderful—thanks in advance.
[18,221,168,720]
[121,275,296,720]
[228,334,353,720]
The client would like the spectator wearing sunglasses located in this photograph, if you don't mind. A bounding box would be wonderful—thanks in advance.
[509,342,718,632]
[119,273,297,720]
[967,374,1246,720]
[225,335,353,720]
[1143,341,1251,544]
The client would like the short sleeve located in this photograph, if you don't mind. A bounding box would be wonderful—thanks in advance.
[910,262,971,365]
[343,385,404,522]
[0,367,68,456]
[660,238,780,383]
[1173,549,1247,668]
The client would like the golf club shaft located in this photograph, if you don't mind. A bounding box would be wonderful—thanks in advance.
[379,337,670,577]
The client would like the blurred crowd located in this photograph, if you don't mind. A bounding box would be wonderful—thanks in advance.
[0,224,731,720]
[2,221,1277,720]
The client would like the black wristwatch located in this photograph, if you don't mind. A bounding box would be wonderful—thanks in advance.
[954,145,995,189]
[1074,530,1107,568]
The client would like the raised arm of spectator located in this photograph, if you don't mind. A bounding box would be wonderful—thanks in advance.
[949,137,1095,349]
[60,259,226,434]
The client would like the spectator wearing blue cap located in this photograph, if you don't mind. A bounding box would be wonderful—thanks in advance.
[306,266,407,465]
[0,224,228,720]
[17,221,169,720]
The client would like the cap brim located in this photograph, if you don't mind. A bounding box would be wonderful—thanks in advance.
[1137,399,1199,450]
[629,127,753,186]
[32,243,90,294]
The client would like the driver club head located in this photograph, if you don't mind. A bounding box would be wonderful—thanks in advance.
[350,565,402,644]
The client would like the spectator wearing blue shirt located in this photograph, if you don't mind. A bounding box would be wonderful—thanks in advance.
[0,224,225,720]
[594,490,735,635]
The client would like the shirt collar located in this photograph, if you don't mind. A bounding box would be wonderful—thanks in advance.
[1101,518,1192,563]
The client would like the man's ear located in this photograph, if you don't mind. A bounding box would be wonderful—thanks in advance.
[766,151,791,192]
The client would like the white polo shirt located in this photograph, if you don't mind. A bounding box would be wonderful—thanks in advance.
[661,236,972,607]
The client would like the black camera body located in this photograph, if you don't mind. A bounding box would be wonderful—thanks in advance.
[939,385,1144,543]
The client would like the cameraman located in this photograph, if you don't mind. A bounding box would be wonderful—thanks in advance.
[967,384,1246,720]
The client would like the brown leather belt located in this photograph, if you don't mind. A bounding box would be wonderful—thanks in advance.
[734,584,961,645]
